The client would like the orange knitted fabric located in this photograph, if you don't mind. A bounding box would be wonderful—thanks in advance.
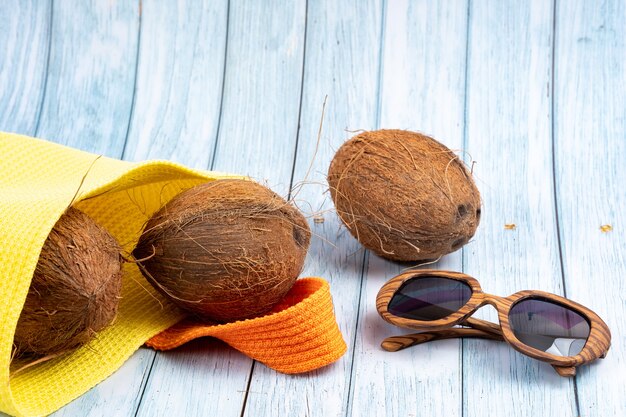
[146,277,347,374]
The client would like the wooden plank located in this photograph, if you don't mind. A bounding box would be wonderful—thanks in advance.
[1,2,623,417]
[243,1,382,416]
[135,1,306,416]
[210,0,306,196]
[53,1,229,416]
[135,340,251,417]
[462,1,577,416]
[50,1,234,415]
[52,351,154,417]
[125,2,250,416]
[352,1,468,416]
[35,0,139,157]
[0,0,50,134]
[553,1,626,415]
[36,1,141,416]
[122,0,228,168]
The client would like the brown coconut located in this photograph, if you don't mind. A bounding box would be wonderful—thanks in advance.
[13,207,123,357]
[327,129,481,261]
[132,179,311,323]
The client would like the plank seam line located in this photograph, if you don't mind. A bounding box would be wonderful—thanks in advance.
[121,0,143,160]
[460,1,472,415]
[240,1,308,413]
[238,361,256,417]
[133,351,158,417]
[346,250,369,417]
[287,0,309,199]
[209,0,231,170]
[33,0,54,137]
[347,2,386,414]
[374,0,387,129]
[549,0,581,414]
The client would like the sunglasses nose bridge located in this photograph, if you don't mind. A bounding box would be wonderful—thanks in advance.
[479,293,510,315]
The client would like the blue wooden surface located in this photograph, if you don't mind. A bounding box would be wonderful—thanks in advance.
[1,1,625,416]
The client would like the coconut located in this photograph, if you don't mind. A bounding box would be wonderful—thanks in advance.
[132,179,311,323]
[327,129,481,261]
[13,207,123,357]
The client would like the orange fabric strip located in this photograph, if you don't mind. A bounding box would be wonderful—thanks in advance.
[146,278,347,374]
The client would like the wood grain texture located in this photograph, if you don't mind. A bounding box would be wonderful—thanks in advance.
[38,2,143,416]
[351,1,468,416]
[243,1,382,416]
[376,269,610,374]
[119,2,251,416]
[123,2,249,417]
[1,1,625,416]
[52,350,154,417]
[381,328,502,352]
[134,2,306,417]
[135,339,251,417]
[0,0,50,135]
[553,0,626,414]
[122,0,228,168]
[211,0,306,196]
[462,0,578,415]
[35,0,139,157]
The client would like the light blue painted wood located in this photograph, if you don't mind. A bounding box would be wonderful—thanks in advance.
[554,1,626,415]
[462,1,577,416]
[135,340,251,417]
[35,0,139,157]
[52,350,154,417]
[0,0,52,403]
[123,0,228,168]
[210,0,306,197]
[352,1,468,416]
[244,1,383,416]
[120,3,238,416]
[127,2,252,416]
[33,1,143,416]
[0,0,50,134]
[135,1,307,416]
[1,1,626,416]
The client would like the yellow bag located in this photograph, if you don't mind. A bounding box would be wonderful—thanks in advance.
[0,132,241,417]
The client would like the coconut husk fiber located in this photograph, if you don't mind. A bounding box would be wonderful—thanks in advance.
[327,129,481,261]
[133,179,311,323]
[12,207,122,358]
[0,132,244,417]
[1,133,346,417]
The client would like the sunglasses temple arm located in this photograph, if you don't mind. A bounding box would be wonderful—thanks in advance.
[381,327,504,352]
[381,317,505,352]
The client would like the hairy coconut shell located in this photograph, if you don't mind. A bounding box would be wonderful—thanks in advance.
[327,129,481,261]
[133,179,311,323]
[13,207,123,357]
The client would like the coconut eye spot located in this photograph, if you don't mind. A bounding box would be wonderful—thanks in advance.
[451,237,467,251]
[457,204,469,219]
[293,224,307,247]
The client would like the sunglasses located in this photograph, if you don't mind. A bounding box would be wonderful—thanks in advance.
[376,270,611,377]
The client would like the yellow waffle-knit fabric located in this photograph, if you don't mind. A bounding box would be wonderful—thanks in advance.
[0,132,244,417]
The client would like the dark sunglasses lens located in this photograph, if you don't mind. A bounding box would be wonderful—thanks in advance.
[508,298,590,357]
[388,276,473,321]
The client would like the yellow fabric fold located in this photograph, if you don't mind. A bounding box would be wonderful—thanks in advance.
[0,132,241,417]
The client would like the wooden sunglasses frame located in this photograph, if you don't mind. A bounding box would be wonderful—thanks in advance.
[376,270,611,377]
